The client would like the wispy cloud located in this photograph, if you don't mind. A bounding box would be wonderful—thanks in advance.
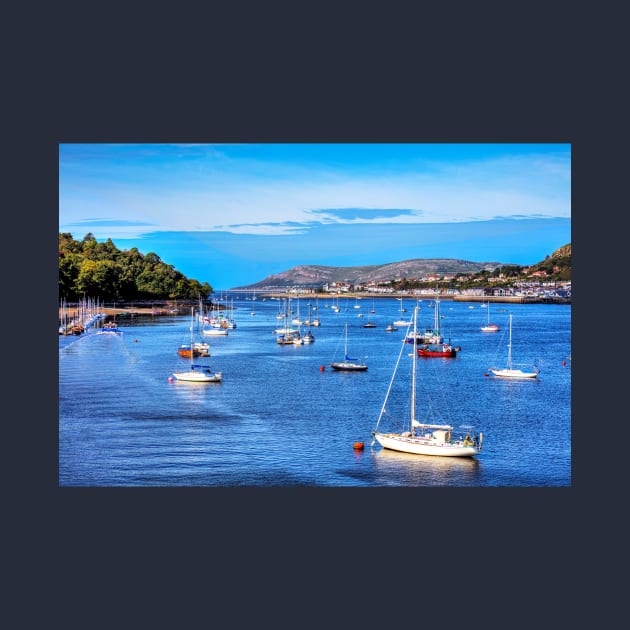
[214,221,315,235]
[60,143,571,239]
[307,208,420,222]
[59,143,571,286]
[65,219,157,228]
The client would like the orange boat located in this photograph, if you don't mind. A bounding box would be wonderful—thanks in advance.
[177,344,201,359]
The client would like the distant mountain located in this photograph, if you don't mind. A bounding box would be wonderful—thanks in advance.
[231,258,505,290]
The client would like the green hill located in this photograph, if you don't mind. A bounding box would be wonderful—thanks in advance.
[58,232,213,301]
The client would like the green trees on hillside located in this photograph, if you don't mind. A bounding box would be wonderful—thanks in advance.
[58,233,213,301]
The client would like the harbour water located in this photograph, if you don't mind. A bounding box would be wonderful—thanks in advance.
[59,297,571,486]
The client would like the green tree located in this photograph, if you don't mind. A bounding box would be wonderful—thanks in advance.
[59,253,82,300]
[76,259,123,300]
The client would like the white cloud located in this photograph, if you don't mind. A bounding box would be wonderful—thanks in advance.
[59,145,571,238]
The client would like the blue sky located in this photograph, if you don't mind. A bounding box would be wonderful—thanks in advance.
[59,143,571,289]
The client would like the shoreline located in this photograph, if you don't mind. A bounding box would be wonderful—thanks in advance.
[59,292,570,320]
[249,292,571,305]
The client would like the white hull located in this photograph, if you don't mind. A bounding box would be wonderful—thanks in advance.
[489,314,537,378]
[175,308,223,382]
[202,328,228,336]
[372,306,482,459]
[490,368,538,379]
[330,322,367,371]
[373,432,479,457]
[274,327,297,334]
[422,332,443,344]
[481,325,499,332]
[193,342,210,356]
[173,370,222,383]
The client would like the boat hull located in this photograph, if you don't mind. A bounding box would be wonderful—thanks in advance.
[417,345,457,358]
[405,333,424,343]
[490,368,538,379]
[177,348,201,358]
[277,332,302,344]
[373,432,479,457]
[330,362,368,371]
[173,370,222,383]
[193,342,210,356]
[202,328,228,336]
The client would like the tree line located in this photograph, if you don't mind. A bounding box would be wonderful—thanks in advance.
[58,233,213,301]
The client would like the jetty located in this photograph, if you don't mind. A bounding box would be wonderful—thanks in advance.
[58,301,192,335]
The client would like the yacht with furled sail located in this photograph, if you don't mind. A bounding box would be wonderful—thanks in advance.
[372,306,482,457]
[488,313,539,379]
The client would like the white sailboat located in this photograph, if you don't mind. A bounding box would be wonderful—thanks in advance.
[302,303,315,343]
[202,303,229,335]
[481,301,500,332]
[372,306,482,457]
[173,308,222,383]
[291,298,303,325]
[202,325,228,336]
[275,298,302,344]
[393,298,412,326]
[330,323,367,371]
[311,298,321,326]
[488,313,539,379]
[420,292,444,344]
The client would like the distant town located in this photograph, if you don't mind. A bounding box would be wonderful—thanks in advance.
[229,279,572,304]
[230,244,571,304]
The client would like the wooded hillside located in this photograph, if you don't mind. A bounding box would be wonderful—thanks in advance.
[58,233,213,301]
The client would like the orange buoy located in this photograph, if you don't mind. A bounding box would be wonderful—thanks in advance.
[319,365,325,371]
[353,441,364,450]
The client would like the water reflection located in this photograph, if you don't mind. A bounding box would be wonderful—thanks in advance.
[371,447,481,486]
[169,379,223,408]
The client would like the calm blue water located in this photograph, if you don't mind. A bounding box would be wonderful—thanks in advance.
[59,297,571,486]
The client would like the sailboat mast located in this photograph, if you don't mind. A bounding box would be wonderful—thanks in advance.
[411,306,417,433]
[434,290,439,332]
[507,313,513,370]
[189,307,194,367]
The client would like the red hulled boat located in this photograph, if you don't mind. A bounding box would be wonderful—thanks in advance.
[417,343,458,358]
